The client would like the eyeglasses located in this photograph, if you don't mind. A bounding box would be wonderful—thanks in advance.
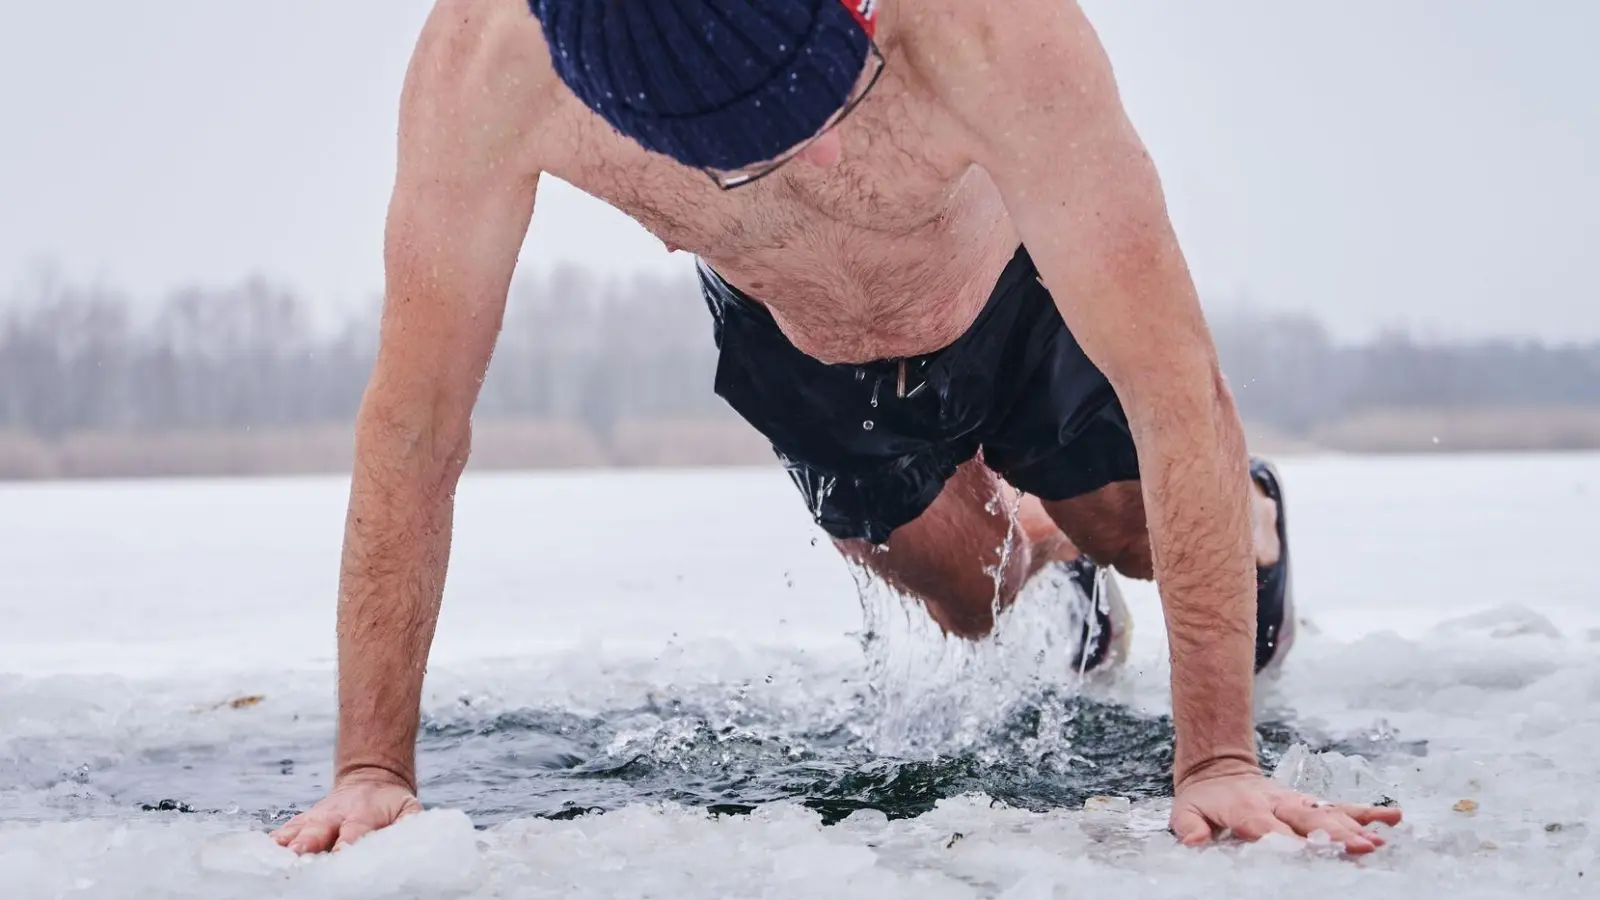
[703,40,886,191]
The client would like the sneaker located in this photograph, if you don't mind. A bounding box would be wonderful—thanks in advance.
[1250,457,1297,676]
[1059,555,1132,674]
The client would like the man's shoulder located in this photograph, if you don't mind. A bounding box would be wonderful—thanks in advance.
[895,0,1096,86]
[401,0,566,155]
[414,1,545,70]
[892,0,1011,62]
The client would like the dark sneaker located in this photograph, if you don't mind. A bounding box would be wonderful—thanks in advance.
[1250,457,1297,676]
[1059,555,1132,675]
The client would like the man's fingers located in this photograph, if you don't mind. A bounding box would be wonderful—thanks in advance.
[1328,827,1378,855]
[287,820,340,854]
[1172,784,1403,856]
[1343,804,1404,827]
[1233,813,1300,843]
[1330,810,1385,850]
[270,818,304,847]
[1313,817,1379,854]
[1170,806,1214,846]
[1336,811,1387,847]
[333,821,374,851]
[1277,803,1381,854]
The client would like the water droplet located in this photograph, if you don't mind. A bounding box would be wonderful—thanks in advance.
[862,420,874,431]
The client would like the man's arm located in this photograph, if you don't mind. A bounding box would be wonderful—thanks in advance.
[274,0,550,853]
[916,0,1256,788]
[910,0,1399,851]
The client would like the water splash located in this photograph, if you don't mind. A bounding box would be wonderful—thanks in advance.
[836,480,1111,761]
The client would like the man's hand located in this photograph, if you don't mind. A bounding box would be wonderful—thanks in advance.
[270,768,423,855]
[1172,770,1404,855]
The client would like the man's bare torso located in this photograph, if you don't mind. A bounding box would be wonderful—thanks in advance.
[474,0,1023,365]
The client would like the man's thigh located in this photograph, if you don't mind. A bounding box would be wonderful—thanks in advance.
[1038,480,1152,580]
[834,459,1033,637]
[986,393,1152,579]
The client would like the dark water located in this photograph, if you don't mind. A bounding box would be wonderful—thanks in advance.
[10,685,1422,829]
[416,692,1198,827]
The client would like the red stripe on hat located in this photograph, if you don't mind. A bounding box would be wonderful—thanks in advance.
[839,0,877,39]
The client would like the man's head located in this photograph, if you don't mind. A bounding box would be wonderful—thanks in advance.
[528,0,881,187]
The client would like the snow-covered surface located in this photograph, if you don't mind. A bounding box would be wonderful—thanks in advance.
[2,453,1598,898]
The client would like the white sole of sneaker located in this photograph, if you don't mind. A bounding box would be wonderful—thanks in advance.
[1253,458,1297,680]
[1081,566,1133,677]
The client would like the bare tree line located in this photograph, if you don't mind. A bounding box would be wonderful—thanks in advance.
[3,265,1599,444]
[0,265,724,442]
[1208,307,1600,434]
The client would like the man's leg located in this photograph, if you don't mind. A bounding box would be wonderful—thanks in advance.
[1035,467,1293,673]
[1036,478,1281,582]
[834,459,1081,638]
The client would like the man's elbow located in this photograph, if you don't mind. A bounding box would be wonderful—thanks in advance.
[354,380,476,490]
[1093,240,1228,411]
[1113,348,1244,445]
[1205,364,1250,447]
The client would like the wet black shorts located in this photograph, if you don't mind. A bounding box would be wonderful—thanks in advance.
[701,245,1142,544]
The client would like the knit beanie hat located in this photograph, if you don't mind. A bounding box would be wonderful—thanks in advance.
[528,0,879,172]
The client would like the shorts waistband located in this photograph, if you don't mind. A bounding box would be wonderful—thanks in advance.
[696,245,1040,369]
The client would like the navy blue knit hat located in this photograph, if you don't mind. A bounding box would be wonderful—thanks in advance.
[528,0,878,171]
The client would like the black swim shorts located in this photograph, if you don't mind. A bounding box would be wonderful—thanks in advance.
[700,245,1142,544]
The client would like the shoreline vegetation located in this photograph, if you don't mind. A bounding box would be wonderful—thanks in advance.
[4,409,1599,481]
[4,266,1598,481]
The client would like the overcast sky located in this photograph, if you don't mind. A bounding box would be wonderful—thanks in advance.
[2,1,1596,341]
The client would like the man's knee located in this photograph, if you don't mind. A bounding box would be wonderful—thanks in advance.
[930,546,1030,638]
[835,524,1031,641]
[1041,481,1154,581]
[1076,530,1154,581]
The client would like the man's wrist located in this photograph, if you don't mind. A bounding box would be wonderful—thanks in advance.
[335,759,418,793]
[1174,751,1261,792]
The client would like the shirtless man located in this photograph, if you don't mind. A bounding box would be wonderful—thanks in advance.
[271,0,1404,856]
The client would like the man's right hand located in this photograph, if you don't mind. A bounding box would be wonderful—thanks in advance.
[270,768,424,855]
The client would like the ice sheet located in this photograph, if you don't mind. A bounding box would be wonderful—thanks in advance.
[2,454,1597,897]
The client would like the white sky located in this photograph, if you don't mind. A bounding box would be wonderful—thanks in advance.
[1,1,1596,341]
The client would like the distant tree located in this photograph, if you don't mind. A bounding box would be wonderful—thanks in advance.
[3,267,1597,439]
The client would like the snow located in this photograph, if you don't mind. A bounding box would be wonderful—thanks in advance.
[2,453,1598,898]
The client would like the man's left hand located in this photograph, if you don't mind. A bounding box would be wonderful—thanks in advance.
[1171,771,1405,854]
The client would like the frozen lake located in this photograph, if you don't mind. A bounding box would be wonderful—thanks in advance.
[2,453,1598,898]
